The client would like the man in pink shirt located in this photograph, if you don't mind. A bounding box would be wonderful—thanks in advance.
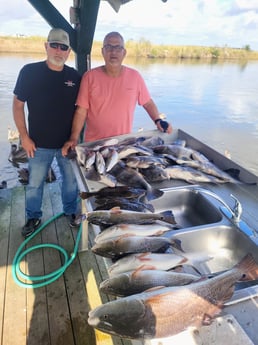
[62,31,172,152]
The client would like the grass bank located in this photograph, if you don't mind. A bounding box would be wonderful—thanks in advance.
[1,35,258,60]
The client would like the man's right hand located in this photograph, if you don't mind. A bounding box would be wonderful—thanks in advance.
[21,136,36,158]
[62,140,77,157]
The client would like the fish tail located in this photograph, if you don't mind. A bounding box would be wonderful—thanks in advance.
[80,191,92,199]
[236,253,258,281]
[145,187,164,201]
[170,238,185,252]
[160,210,177,224]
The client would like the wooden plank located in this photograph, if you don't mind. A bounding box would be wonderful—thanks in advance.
[79,223,128,345]
[41,182,75,345]
[49,181,92,345]
[0,188,12,344]
[3,187,27,345]
[25,185,51,345]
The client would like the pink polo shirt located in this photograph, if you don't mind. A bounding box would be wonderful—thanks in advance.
[76,66,151,142]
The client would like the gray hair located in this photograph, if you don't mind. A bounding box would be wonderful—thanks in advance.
[103,32,125,45]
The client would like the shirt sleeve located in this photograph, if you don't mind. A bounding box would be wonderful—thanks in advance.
[13,66,29,102]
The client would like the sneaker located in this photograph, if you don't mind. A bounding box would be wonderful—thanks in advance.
[66,214,81,228]
[22,218,41,238]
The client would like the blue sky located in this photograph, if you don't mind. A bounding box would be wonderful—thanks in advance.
[1,0,258,50]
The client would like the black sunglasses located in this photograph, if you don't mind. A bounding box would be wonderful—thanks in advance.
[49,42,69,51]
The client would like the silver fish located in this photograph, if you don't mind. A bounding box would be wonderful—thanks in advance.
[84,150,96,170]
[86,138,119,151]
[95,151,106,175]
[94,222,177,243]
[187,151,240,183]
[75,146,86,166]
[117,145,153,160]
[91,235,182,259]
[86,207,176,226]
[140,136,165,148]
[104,148,119,172]
[125,155,167,169]
[84,166,117,187]
[164,165,226,184]
[75,146,96,169]
[153,144,194,160]
[88,253,258,339]
[108,251,213,277]
[99,269,200,296]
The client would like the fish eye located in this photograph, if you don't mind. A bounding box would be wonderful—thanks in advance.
[103,314,109,320]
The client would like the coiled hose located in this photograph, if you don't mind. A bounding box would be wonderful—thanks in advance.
[12,212,83,288]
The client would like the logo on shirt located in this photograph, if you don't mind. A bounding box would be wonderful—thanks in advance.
[64,80,76,87]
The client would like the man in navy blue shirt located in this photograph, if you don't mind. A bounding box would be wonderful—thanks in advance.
[13,28,81,237]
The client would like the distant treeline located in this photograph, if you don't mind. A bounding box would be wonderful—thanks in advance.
[1,35,258,60]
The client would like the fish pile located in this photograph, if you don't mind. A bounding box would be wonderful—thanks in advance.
[75,134,242,191]
[78,134,252,340]
[88,253,258,339]
[83,185,217,340]
[84,186,258,340]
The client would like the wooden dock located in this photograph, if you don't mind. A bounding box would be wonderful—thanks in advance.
[0,182,134,345]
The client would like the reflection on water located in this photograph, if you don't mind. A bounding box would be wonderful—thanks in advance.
[1,54,258,188]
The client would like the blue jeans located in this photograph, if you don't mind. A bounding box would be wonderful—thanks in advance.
[26,148,79,219]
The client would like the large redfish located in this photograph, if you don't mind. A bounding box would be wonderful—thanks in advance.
[88,253,258,339]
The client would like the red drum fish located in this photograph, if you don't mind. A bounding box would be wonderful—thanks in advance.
[88,253,258,339]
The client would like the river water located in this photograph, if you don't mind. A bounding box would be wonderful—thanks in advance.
[1,54,258,188]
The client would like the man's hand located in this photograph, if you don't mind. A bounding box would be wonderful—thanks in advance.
[21,136,36,158]
[156,119,173,134]
[62,139,77,157]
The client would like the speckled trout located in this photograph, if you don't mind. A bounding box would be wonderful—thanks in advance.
[91,236,182,259]
[86,207,176,226]
[94,223,177,243]
[88,253,258,339]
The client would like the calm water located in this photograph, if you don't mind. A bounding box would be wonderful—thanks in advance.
[1,54,258,188]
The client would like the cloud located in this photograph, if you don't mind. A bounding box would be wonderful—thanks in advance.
[0,0,258,49]
[226,0,258,15]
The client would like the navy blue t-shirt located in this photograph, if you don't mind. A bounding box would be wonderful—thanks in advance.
[14,61,81,148]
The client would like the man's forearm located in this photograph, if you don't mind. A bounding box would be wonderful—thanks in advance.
[70,106,87,142]
[13,96,29,140]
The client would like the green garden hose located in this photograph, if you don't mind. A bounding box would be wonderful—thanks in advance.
[12,212,83,288]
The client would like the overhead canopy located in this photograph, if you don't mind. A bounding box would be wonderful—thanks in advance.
[27,0,168,74]
[105,0,133,12]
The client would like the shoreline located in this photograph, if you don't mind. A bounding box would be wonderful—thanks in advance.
[1,36,258,60]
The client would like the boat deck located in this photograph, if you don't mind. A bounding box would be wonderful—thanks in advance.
[0,182,134,345]
[1,132,258,345]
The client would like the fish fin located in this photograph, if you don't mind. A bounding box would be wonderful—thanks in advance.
[160,210,177,224]
[224,168,240,180]
[144,286,166,292]
[110,207,122,214]
[202,313,216,326]
[235,253,258,281]
[146,188,164,201]
[132,265,156,278]
[178,257,188,265]
[136,253,152,261]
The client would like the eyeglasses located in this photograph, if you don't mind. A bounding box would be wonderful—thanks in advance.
[103,44,124,52]
[49,42,69,51]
